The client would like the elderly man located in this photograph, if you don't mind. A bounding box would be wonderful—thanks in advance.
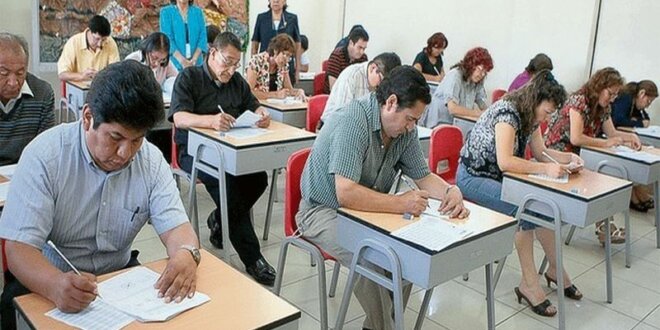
[57,15,120,82]
[0,61,200,330]
[0,33,54,165]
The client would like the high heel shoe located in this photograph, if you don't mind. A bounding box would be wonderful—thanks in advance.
[544,273,583,300]
[514,287,557,317]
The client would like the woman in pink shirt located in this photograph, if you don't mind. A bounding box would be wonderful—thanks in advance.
[508,53,553,92]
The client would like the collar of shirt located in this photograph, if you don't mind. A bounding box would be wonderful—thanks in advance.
[203,59,224,88]
[78,122,133,175]
[0,79,34,114]
[82,29,103,52]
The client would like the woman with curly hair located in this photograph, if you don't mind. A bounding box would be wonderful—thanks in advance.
[246,33,305,100]
[458,70,583,317]
[545,67,641,244]
[412,32,448,82]
[421,47,493,128]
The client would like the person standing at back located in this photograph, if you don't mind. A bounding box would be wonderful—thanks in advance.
[160,0,208,71]
[323,27,369,94]
[57,15,119,82]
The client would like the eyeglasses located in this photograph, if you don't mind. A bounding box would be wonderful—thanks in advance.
[148,52,168,66]
[216,51,241,69]
[606,87,619,100]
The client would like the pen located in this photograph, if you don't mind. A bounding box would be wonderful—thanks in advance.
[129,206,140,222]
[433,66,441,76]
[47,240,82,276]
[542,151,572,175]
[400,175,418,191]
[217,105,234,128]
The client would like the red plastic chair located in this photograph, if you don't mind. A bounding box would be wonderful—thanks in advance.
[306,94,328,132]
[313,71,326,96]
[273,148,340,330]
[428,125,463,184]
[524,120,549,160]
[491,89,507,103]
[321,60,329,71]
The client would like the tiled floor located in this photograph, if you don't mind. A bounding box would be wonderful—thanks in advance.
[6,171,660,329]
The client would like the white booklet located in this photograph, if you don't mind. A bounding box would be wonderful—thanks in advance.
[234,110,263,128]
[46,299,134,330]
[391,215,473,252]
[528,173,569,183]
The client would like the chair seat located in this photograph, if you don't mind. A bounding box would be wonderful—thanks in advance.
[301,237,337,261]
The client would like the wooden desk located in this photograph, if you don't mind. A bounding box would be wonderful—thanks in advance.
[0,164,17,208]
[64,81,91,122]
[452,114,479,142]
[417,125,431,158]
[260,99,308,129]
[14,250,301,330]
[187,122,315,258]
[335,201,516,330]
[619,126,660,147]
[501,169,632,329]
[580,145,660,248]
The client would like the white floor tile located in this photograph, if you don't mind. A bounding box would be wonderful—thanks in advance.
[496,311,557,330]
[343,307,449,330]
[643,305,660,328]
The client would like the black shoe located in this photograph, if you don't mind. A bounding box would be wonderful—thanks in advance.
[206,211,223,249]
[246,257,276,286]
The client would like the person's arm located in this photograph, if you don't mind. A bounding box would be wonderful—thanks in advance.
[245,64,287,99]
[496,122,568,177]
[192,9,208,65]
[413,63,441,82]
[415,174,469,218]
[335,175,429,216]
[568,108,620,148]
[603,117,642,149]
[447,100,484,117]
[57,38,87,81]
[154,223,199,302]
[6,241,98,312]
[170,72,235,130]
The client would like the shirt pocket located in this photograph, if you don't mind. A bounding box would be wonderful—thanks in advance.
[101,206,149,252]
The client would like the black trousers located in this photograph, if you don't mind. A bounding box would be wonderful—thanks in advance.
[0,250,140,330]
[178,149,267,267]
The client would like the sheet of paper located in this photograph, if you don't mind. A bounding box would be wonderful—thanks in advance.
[611,146,660,163]
[98,266,210,322]
[299,72,315,80]
[162,93,171,106]
[233,110,262,128]
[46,299,135,330]
[635,126,660,137]
[265,97,303,105]
[416,125,432,139]
[221,127,271,139]
[0,164,17,178]
[422,198,450,219]
[391,215,473,252]
[528,173,569,183]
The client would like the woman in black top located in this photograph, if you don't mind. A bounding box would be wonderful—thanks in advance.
[412,32,448,82]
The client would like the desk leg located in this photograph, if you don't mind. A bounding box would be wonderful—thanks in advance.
[624,210,631,268]
[485,263,495,330]
[605,217,613,303]
[263,169,278,240]
[217,156,231,261]
[414,289,433,330]
[188,155,200,241]
[554,212,566,330]
[655,181,660,248]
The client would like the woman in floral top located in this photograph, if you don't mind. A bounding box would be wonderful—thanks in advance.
[246,33,305,100]
[544,67,641,244]
[458,71,584,317]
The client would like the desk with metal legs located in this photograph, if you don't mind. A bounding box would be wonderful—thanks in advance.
[334,201,516,330]
[619,126,660,148]
[417,125,432,158]
[452,114,479,142]
[63,81,90,122]
[187,122,315,259]
[580,146,660,248]
[501,170,632,330]
[260,99,308,129]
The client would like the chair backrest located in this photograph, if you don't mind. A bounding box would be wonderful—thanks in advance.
[428,125,463,184]
[60,80,67,98]
[306,94,329,132]
[491,89,507,103]
[313,72,326,96]
[170,126,181,170]
[321,60,329,71]
[523,120,549,160]
[284,148,311,237]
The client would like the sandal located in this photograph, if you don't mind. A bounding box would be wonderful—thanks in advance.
[544,273,583,300]
[642,199,655,210]
[595,222,625,245]
[630,201,649,213]
[514,287,557,317]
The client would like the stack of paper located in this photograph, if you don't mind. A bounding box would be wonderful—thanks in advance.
[299,72,316,80]
[234,110,262,128]
[46,267,210,329]
[266,97,302,105]
[391,215,473,252]
[528,173,569,183]
[221,128,271,139]
[611,145,660,163]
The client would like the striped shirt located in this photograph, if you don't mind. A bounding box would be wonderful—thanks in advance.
[321,62,371,122]
[301,93,430,209]
[322,46,368,94]
[0,122,188,275]
[0,73,54,165]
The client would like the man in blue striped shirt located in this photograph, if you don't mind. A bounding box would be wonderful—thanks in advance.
[0,32,54,165]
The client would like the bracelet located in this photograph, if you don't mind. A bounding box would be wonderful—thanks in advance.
[444,184,456,196]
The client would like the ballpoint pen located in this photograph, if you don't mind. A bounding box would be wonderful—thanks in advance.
[217,105,234,128]
[542,151,572,175]
[47,240,102,298]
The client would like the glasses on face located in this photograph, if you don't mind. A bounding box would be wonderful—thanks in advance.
[148,52,168,66]
[475,65,488,78]
[216,51,241,69]
[606,87,619,99]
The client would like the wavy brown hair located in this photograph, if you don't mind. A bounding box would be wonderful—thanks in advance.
[503,70,567,137]
[621,80,658,99]
[577,67,624,123]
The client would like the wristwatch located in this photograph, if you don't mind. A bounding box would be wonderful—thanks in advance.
[179,245,201,266]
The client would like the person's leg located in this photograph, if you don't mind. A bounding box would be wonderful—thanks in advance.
[514,229,555,311]
[1,273,31,330]
[296,201,402,330]
[455,164,517,216]
[536,228,577,289]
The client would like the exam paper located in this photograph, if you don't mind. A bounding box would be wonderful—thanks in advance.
[391,215,473,251]
[416,125,432,139]
[266,97,303,105]
[611,146,660,163]
[221,127,271,139]
[635,126,660,137]
[98,267,210,322]
[528,173,569,183]
[234,110,262,128]
[46,299,135,330]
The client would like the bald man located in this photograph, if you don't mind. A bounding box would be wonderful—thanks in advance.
[0,32,54,165]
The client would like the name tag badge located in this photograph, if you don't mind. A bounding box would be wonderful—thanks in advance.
[185,43,191,59]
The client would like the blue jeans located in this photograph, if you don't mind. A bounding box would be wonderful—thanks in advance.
[456,164,538,230]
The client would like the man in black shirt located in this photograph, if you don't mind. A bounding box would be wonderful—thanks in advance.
[168,32,276,286]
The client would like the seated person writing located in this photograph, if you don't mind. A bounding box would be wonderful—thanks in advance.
[247,34,305,100]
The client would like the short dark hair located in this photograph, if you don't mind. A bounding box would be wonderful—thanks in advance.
[525,53,553,74]
[140,32,171,67]
[88,15,111,37]
[300,35,309,51]
[212,31,241,52]
[370,52,401,78]
[207,24,222,44]
[376,65,431,109]
[348,28,369,44]
[86,61,163,131]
